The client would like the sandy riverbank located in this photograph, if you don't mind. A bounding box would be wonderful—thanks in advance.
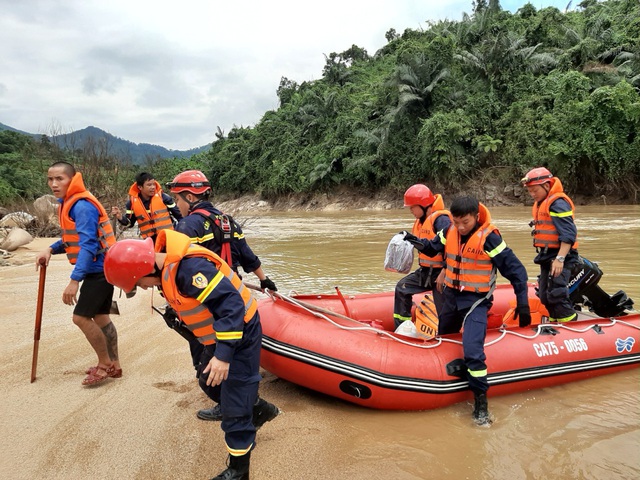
[0,238,359,480]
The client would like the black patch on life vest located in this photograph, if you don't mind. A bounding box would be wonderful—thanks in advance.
[212,214,234,245]
[192,209,235,245]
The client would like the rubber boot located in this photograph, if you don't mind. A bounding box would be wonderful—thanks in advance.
[252,397,280,430]
[472,392,491,426]
[211,452,250,480]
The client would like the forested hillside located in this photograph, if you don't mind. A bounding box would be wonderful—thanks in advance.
[1,0,639,207]
[183,0,639,200]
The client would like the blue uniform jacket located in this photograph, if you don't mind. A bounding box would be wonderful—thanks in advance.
[175,202,261,274]
[172,256,258,363]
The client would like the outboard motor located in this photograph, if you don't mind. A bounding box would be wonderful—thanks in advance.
[568,256,634,317]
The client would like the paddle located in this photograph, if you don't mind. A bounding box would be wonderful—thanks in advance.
[243,282,360,323]
[31,264,46,383]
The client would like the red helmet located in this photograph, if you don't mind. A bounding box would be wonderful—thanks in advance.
[166,170,211,195]
[104,238,155,293]
[521,167,553,186]
[403,184,435,208]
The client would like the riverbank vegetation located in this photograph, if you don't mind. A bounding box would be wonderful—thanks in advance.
[1,0,639,208]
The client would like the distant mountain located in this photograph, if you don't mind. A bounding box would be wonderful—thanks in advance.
[0,122,33,136]
[0,122,210,164]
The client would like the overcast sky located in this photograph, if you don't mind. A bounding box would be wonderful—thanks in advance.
[1,0,570,151]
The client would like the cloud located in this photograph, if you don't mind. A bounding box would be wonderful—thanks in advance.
[0,0,571,150]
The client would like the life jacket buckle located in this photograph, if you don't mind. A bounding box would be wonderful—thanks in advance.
[220,216,231,232]
[219,215,232,242]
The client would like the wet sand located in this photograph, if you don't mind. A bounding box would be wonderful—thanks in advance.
[0,238,353,480]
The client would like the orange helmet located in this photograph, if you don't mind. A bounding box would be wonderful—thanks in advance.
[104,238,155,293]
[403,184,435,208]
[521,167,553,186]
[166,170,211,195]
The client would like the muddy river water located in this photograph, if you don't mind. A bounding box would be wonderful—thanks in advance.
[243,204,639,480]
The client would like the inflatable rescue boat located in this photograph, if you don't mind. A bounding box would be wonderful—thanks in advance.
[257,283,639,411]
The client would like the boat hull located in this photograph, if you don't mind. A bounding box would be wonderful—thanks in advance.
[258,288,640,410]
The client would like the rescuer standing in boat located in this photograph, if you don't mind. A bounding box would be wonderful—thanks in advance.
[406,196,531,425]
[522,167,579,323]
[104,229,265,480]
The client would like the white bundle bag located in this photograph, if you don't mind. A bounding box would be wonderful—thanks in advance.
[394,319,420,337]
[384,233,414,274]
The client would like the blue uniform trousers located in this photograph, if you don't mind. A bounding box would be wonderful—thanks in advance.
[438,288,491,394]
[197,316,263,453]
[393,267,444,329]
[537,256,579,322]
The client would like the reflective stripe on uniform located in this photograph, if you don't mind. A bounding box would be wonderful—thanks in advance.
[196,271,225,303]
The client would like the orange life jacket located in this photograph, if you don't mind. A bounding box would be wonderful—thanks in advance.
[414,294,439,339]
[412,194,451,269]
[156,230,257,345]
[59,173,115,264]
[531,178,579,251]
[502,296,550,328]
[443,203,498,293]
[128,181,173,239]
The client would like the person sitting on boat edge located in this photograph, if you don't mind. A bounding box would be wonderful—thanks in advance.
[411,196,531,425]
[393,183,451,328]
[522,167,579,323]
[395,184,452,329]
[111,171,182,243]
[166,169,279,423]
[103,229,278,480]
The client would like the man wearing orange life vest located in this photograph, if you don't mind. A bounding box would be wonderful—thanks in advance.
[35,162,122,386]
[166,169,278,423]
[522,167,579,323]
[415,196,531,425]
[396,184,452,329]
[111,172,182,242]
[104,229,272,480]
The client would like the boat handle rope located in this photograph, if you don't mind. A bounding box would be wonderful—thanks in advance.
[247,283,446,349]
[247,283,640,350]
[488,318,640,347]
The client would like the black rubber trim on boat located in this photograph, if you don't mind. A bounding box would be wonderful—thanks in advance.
[446,358,467,378]
[539,325,559,335]
[262,335,640,394]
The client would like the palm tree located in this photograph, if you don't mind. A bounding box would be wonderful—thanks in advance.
[385,53,450,122]
[456,32,557,89]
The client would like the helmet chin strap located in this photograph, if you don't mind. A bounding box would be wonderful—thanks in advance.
[419,206,427,222]
[180,192,206,212]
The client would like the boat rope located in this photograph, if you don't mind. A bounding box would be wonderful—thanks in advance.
[263,289,446,349]
[487,318,640,346]
[255,285,640,351]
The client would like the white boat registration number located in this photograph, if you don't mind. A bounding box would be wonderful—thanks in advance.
[533,338,589,357]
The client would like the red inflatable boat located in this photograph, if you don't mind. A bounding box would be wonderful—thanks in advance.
[257,284,640,410]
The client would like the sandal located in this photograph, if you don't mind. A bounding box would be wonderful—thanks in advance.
[85,365,123,378]
[82,364,117,386]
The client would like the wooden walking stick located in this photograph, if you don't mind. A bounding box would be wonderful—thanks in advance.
[30,264,47,383]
